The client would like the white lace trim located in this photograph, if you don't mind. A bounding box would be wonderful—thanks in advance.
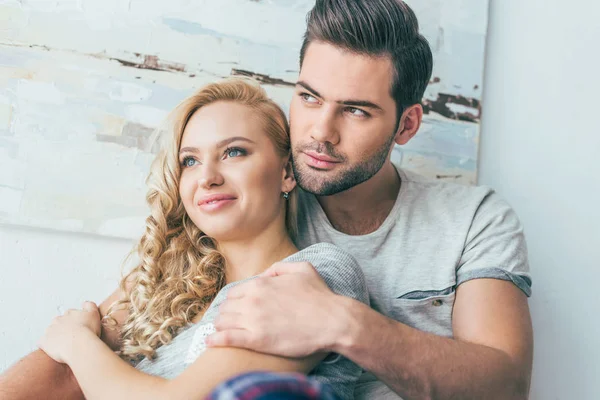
[184,323,216,365]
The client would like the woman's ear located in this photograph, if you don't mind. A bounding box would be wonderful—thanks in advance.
[281,157,297,193]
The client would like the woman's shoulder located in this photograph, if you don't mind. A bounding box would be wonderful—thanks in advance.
[285,243,361,273]
[288,242,355,262]
[285,243,369,304]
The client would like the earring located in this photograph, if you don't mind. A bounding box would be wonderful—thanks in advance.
[283,191,289,200]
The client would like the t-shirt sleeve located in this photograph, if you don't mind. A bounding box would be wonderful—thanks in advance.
[286,243,369,400]
[286,242,370,306]
[456,190,532,296]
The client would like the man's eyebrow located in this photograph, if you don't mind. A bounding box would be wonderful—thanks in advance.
[296,81,322,98]
[296,81,384,112]
[339,99,384,112]
[179,136,256,155]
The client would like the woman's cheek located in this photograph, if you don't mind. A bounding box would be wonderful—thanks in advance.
[179,177,194,208]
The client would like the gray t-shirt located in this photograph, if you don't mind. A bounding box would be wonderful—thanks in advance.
[135,243,369,400]
[296,165,532,400]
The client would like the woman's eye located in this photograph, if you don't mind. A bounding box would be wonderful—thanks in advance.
[181,157,197,167]
[225,148,246,158]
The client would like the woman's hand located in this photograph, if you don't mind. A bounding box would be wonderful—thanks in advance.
[38,301,102,364]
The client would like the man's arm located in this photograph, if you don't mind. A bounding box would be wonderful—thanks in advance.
[336,278,533,400]
[0,350,85,400]
[0,287,127,399]
[209,265,533,400]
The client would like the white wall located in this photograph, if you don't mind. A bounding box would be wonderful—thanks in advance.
[0,224,133,371]
[1,0,599,398]
[480,0,600,399]
[0,0,483,243]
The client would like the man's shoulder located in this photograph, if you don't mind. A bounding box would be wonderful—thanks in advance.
[400,168,492,200]
[398,168,499,215]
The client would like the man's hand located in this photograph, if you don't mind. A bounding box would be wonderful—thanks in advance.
[206,262,348,358]
[38,301,102,364]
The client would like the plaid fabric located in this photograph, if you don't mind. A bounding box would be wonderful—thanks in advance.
[206,371,342,400]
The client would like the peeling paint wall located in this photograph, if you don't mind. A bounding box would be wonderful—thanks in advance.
[0,0,489,239]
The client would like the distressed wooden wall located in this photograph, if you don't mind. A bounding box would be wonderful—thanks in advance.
[0,0,488,238]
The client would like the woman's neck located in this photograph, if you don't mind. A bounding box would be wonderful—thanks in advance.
[219,223,298,284]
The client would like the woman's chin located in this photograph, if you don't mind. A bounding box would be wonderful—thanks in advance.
[190,214,240,240]
[198,225,240,243]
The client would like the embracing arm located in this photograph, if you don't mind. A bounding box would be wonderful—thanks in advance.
[64,330,325,400]
[208,268,532,400]
[336,192,534,399]
[0,288,127,400]
[334,279,533,400]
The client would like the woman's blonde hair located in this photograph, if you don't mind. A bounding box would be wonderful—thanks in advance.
[105,78,297,362]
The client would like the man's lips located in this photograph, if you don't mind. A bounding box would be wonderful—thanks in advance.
[303,151,341,170]
[303,151,340,163]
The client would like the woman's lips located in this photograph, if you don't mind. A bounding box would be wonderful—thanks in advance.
[197,194,237,212]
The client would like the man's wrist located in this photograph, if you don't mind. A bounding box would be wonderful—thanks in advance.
[328,295,363,355]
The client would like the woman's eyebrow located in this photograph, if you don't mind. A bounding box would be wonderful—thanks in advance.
[179,137,256,155]
[179,146,199,155]
[215,136,256,148]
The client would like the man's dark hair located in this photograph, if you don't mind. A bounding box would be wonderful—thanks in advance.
[300,0,433,121]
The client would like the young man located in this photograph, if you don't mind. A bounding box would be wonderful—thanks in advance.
[0,1,532,399]
[206,1,533,399]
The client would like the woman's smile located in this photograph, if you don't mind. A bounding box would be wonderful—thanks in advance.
[197,193,237,212]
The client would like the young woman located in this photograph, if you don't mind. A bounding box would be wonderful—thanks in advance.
[37,79,368,400]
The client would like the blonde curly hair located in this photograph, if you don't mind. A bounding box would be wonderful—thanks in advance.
[104,78,297,362]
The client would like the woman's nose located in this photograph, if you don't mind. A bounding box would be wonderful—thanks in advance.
[197,164,224,189]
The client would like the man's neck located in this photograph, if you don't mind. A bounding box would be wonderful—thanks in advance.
[219,220,297,284]
[316,162,401,236]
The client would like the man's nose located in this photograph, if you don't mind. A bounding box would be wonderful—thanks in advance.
[310,108,340,145]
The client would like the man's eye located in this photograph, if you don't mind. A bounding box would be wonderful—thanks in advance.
[346,107,368,117]
[181,157,197,167]
[300,93,319,104]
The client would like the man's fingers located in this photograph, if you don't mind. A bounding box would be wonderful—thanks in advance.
[226,281,254,300]
[214,312,245,331]
[218,298,247,314]
[205,329,253,349]
[226,277,269,299]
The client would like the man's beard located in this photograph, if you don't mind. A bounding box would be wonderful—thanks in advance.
[292,133,396,196]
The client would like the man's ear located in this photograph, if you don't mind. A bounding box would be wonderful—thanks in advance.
[394,104,423,145]
[281,157,297,193]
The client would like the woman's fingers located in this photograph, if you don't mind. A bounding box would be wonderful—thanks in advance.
[82,301,98,312]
